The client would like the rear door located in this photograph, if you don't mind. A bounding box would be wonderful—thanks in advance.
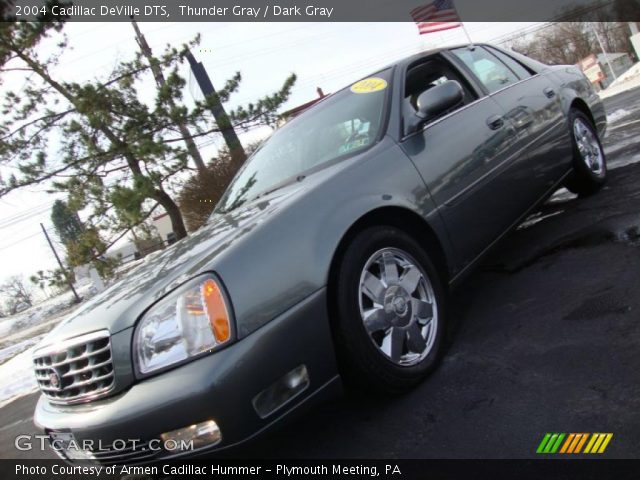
[450,46,570,194]
[399,54,529,271]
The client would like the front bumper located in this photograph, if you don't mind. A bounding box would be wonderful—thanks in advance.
[34,288,340,463]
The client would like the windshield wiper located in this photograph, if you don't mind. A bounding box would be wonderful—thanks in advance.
[252,174,307,202]
[215,174,307,216]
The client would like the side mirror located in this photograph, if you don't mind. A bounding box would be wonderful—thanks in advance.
[407,80,464,135]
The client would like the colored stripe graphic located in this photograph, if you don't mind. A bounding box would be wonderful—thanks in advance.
[537,433,565,453]
[544,433,559,453]
[598,433,614,453]
[536,433,552,453]
[574,433,589,453]
[559,433,575,453]
[584,433,598,453]
[584,433,614,454]
[538,433,613,454]
[568,433,581,453]
[550,433,565,453]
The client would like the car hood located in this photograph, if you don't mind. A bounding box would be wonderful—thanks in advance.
[38,183,306,346]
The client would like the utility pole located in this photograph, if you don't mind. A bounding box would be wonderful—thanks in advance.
[185,49,247,173]
[130,18,207,174]
[40,223,81,303]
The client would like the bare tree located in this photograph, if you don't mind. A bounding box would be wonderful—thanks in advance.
[0,276,34,314]
[505,22,635,66]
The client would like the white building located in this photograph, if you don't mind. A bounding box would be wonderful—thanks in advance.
[152,212,176,244]
[596,52,634,88]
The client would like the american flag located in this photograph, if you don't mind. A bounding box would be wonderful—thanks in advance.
[410,0,462,35]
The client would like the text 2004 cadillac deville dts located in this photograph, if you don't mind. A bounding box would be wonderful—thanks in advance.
[33,44,607,463]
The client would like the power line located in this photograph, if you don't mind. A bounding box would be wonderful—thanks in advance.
[0,200,55,224]
[0,204,54,230]
[0,220,63,249]
[193,24,373,70]
[225,42,424,107]
[44,22,325,78]
[192,22,324,53]
[0,231,42,251]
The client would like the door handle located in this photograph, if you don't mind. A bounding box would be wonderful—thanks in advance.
[486,115,504,130]
[544,87,556,98]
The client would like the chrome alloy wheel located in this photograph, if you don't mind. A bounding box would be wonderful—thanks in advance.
[358,248,437,366]
[573,117,604,176]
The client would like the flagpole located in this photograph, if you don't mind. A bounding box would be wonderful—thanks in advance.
[460,22,474,47]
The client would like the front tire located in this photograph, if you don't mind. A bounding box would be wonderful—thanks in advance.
[333,226,447,395]
[564,109,607,196]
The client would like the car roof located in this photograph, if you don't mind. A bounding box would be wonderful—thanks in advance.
[279,45,467,122]
[281,43,537,125]
[382,43,470,70]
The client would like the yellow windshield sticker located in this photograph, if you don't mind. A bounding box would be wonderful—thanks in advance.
[350,77,387,94]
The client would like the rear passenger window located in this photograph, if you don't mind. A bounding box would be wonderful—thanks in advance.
[452,47,519,94]
[486,47,533,80]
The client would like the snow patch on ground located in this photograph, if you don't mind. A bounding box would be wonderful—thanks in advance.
[0,346,39,409]
[607,108,633,124]
[114,258,145,277]
[0,290,79,339]
[518,210,565,230]
[0,336,43,365]
[0,284,96,407]
[547,187,578,204]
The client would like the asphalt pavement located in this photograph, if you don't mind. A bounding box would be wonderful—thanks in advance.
[2,88,640,460]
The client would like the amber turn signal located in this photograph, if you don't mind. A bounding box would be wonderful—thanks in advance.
[202,278,231,343]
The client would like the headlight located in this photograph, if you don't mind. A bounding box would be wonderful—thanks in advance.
[133,274,233,375]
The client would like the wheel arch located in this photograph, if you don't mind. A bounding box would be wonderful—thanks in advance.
[569,98,596,128]
[326,206,450,324]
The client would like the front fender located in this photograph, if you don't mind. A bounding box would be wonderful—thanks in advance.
[213,138,452,338]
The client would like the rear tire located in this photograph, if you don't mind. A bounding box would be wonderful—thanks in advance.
[564,109,607,196]
[332,226,447,395]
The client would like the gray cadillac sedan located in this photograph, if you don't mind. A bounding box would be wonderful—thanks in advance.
[33,44,606,463]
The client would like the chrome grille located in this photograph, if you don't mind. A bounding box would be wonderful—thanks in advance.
[33,330,114,404]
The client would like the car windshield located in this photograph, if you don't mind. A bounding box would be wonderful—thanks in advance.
[216,69,391,213]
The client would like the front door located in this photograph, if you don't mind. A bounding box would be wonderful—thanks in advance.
[399,54,529,270]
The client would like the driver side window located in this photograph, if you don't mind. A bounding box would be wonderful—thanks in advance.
[403,56,477,129]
